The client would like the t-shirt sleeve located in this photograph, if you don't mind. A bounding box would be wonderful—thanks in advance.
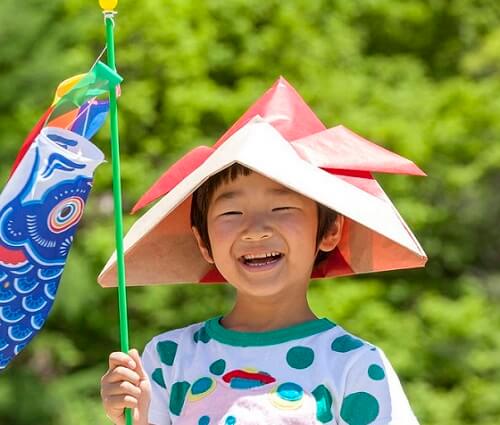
[339,347,419,425]
[142,339,172,425]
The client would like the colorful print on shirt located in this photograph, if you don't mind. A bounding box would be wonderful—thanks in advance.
[141,317,419,425]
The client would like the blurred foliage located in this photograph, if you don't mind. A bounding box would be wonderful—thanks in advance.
[1,0,500,424]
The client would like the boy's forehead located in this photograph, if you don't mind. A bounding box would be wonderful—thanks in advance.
[211,172,300,204]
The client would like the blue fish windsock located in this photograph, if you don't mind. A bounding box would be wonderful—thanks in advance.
[0,127,104,370]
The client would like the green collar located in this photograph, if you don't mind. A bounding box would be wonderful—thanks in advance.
[205,316,336,347]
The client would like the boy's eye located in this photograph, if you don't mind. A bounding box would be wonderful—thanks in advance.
[272,207,293,211]
[221,211,242,216]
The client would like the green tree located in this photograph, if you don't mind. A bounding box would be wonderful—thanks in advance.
[1,1,499,424]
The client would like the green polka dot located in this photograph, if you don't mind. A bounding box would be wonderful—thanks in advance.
[209,359,226,375]
[194,327,211,343]
[340,392,379,425]
[286,346,315,369]
[225,415,236,425]
[368,364,385,380]
[199,416,210,425]
[312,384,333,423]
[331,335,364,353]
[169,381,190,416]
[156,340,178,365]
[191,377,213,395]
[151,368,166,388]
[277,382,303,401]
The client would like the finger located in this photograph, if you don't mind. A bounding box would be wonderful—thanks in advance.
[103,394,140,410]
[128,349,147,379]
[105,366,141,385]
[108,351,136,370]
[102,380,142,398]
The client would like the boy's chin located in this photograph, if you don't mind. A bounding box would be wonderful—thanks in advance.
[229,274,307,299]
[220,258,311,297]
[235,282,292,299]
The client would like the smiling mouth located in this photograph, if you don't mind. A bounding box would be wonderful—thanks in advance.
[239,252,284,267]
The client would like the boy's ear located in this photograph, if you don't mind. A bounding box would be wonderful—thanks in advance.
[191,226,215,264]
[318,215,344,252]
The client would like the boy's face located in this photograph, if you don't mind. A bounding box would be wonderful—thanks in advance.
[193,171,342,299]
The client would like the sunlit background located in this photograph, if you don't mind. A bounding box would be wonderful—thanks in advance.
[1,0,500,424]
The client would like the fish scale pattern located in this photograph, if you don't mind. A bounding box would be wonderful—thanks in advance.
[0,128,104,370]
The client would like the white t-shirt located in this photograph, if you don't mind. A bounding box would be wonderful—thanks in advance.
[141,316,419,425]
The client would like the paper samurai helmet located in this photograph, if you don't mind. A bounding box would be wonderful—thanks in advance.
[98,77,427,287]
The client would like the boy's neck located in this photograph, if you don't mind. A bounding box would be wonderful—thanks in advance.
[220,292,318,333]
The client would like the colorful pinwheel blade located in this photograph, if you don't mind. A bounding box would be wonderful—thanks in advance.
[46,65,110,125]
[9,62,116,178]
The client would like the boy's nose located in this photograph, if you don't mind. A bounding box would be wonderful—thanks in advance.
[242,229,272,241]
[241,222,273,241]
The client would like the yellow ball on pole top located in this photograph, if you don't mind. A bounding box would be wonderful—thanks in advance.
[99,0,118,11]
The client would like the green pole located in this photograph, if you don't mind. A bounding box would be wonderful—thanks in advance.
[100,2,133,425]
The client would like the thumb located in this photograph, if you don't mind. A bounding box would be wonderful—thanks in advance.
[128,348,151,424]
[128,348,147,379]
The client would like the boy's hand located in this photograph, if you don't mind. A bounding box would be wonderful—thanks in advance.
[101,349,151,425]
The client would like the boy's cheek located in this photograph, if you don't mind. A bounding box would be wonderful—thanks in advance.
[210,221,241,240]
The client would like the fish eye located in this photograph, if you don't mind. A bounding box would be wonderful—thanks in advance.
[47,196,84,233]
[60,206,73,219]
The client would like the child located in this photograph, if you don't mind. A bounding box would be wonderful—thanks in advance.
[99,78,426,425]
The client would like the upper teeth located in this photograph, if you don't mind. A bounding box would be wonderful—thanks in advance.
[243,252,281,260]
